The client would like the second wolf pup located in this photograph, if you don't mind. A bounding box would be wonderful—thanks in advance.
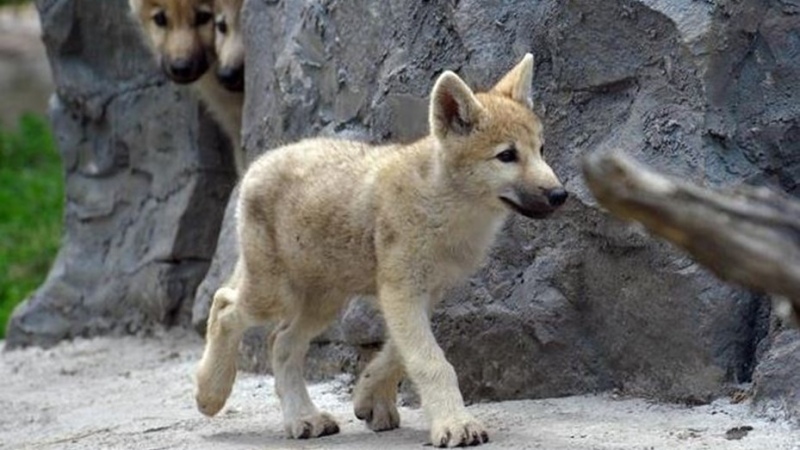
[195,53,567,447]
[129,0,246,175]
[213,0,244,93]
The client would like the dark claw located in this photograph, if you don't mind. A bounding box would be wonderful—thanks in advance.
[459,428,469,446]
[355,408,372,422]
[297,422,312,439]
[439,430,451,447]
[481,431,489,443]
[470,430,481,446]
[322,421,340,436]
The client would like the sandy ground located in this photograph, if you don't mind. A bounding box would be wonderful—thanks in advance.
[1,330,798,450]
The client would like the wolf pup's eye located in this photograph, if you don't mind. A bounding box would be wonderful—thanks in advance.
[216,17,228,34]
[153,11,167,27]
[195,10,214,26]
[496,147,519,163]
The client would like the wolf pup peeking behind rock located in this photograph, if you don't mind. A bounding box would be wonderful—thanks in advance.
[195,54,568,447]
[129,0,246,175]
[213,0,244,93]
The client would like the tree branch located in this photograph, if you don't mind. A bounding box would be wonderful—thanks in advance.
[582,149,800,324]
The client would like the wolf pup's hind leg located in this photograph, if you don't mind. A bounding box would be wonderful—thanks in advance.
[353,339,404,431]
[270,293,343,439]
[195,286,246,417]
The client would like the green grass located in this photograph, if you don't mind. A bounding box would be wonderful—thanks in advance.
[0,114,63,338]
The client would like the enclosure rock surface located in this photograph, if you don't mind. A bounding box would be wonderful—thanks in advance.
[6,0,237,348]
[752,328,800,423]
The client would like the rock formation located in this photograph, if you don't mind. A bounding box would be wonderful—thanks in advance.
[7,0,237,347]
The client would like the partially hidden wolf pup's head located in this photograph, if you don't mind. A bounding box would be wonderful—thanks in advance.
[213,0,245,92]
[429,53,567,219]
[129,0,216,84]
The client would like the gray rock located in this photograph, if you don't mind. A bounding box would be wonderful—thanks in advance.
[341,298,385,347]
[638,0,713,48]
[752,329,800,423]
[6,0,237,348]
[192,186,240,334]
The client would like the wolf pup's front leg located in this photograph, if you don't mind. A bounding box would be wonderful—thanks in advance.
[378,282,488,447]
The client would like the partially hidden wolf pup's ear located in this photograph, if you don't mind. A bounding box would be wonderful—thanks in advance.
[430,71,484,139]
[491,53,534,109]
[128,0,146,20]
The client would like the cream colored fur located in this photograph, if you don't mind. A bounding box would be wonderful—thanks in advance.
[194,72,244,170]
[195,54,566,447]
[213,0,244,81]
[128,0,245,176]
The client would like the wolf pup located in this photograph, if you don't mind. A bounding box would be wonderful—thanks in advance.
[213,0,244,92]
[195,54,567,447]
[128,0,246,175]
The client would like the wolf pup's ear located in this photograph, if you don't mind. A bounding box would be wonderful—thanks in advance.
[491,53,534,109]
[430,71,484,139]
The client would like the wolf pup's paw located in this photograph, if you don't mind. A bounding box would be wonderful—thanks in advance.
[430,415,489,448]
[285,412,340,439]
[195,391,227,417]
[194,358,236,417]
[353,391,400,431]
[194,373,233,417]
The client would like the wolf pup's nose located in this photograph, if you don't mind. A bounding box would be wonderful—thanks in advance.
[546,187,568,207]
[217,66,244,92]
[170,59,194,79]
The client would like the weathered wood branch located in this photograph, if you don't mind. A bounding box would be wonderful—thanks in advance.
[582,149,800,324]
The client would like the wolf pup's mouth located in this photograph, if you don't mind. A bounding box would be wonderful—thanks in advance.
[499,197,554,219]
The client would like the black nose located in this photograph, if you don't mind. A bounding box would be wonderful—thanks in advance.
[165,56,207,84]
[546,187,568,207]
[217,65,244,92]
[169,59,194,80]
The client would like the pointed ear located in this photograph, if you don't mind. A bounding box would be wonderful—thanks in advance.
[429,71,483,139]
[491,53,534,108]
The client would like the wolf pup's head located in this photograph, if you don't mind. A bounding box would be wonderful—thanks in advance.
[129,0,216,84]
[429,54,567,219]
[213,0,245,92]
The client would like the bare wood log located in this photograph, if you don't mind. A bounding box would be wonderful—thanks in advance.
[582,149,800,323]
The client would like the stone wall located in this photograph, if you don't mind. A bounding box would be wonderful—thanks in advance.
[8,0,799,420]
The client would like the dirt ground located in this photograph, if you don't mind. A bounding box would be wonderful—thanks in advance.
[1,330,798,450]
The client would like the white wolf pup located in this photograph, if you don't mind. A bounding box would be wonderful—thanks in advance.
[195,53,567,447]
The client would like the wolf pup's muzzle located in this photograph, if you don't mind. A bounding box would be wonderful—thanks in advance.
[163,53,210,84]
[500,186,568,219]
[217,65,244,92]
